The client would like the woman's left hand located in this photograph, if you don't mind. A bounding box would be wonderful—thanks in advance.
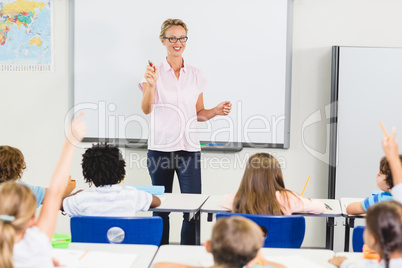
[215,101,232,116]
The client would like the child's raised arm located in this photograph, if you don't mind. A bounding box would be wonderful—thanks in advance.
[383,129,402,186]
[37,113,86,239]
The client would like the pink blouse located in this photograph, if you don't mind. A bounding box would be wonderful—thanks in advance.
[139,58,207,152]
[220,191,325,215]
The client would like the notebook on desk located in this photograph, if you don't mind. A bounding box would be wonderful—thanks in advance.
[53,249,137,268]
[131,185,165,195]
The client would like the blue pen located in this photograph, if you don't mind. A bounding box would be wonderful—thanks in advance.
[208,144,226,146]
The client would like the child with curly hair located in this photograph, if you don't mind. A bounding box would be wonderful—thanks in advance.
[62,143,160,216]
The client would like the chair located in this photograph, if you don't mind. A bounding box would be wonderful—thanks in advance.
[70,216,163,246]
[352,226,365,252]
[216,213,305,248]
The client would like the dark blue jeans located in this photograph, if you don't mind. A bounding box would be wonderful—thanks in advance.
[147,150,201,245]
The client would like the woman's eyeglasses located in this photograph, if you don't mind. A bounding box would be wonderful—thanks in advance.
[163,36,188,43]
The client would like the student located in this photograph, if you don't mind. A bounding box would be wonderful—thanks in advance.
[383,129,402,203]
[0,145,76,207]
[221,153,325,215]
[0,114,86,268]
[153,216,285,268]
[329,201,402,268]
[62,143,161,216]
[346,154,402,215]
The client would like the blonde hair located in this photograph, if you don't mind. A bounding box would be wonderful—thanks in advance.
[0,182,36,268]
[0,145,26,182]
[159,19,188,41]
[211,216,263,267]
[233,153,295,215]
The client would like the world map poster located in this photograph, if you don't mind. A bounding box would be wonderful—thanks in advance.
[0,0,52,72]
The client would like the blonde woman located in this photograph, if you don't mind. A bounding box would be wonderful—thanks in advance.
[139,18,232,245]
[221,153,325,215]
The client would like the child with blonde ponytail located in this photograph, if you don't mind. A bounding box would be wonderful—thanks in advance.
[0,184,37,268]
[0,113,86,268]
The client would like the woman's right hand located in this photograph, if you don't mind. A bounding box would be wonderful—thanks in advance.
[144,64,158,88]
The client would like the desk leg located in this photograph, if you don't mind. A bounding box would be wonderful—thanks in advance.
[207,213,213,222]
[344,218,350,252]
[344,218,355,252]
[326,217,335,250]
[195,211,201,245]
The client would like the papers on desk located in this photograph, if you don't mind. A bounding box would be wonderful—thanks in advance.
[53,249,137,268]
[131,185,165,195]
[268,255,323,268]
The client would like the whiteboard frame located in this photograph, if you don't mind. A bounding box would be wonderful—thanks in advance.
[69,0,293,150]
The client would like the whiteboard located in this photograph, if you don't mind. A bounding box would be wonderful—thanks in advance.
[71,0,292,148]
[329,46,402,199]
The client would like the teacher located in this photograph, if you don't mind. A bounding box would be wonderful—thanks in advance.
[139,18,232,245]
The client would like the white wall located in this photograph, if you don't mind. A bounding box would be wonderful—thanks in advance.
[1,0,402,251]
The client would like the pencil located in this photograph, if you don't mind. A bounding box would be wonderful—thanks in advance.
[301,175,311,196]
[79,250,89,260]
[379,121,390,140]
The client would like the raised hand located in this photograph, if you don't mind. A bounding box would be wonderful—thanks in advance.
[67,112,87,146]
[144,64,159,88]
[383,128,399,161]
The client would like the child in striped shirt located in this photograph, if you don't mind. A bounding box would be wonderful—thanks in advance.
[346,154,402,215]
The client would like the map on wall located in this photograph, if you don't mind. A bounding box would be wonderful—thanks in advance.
[0,0,52,72]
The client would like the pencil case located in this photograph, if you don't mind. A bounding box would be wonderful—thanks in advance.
[52,233,71,248]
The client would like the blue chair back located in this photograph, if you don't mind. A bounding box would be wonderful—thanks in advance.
[352,226,365,252]
[70,216,163,246]
[216,213,305,248]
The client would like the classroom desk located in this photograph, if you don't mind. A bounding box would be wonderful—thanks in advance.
[150,193,210,245]
[295,198,343,251]
[55,242,158,268]
[340,198,365,252]
[151,245,336,268]
[335,252,365,265]
[261,248,335,268]
[200,195,342,250]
